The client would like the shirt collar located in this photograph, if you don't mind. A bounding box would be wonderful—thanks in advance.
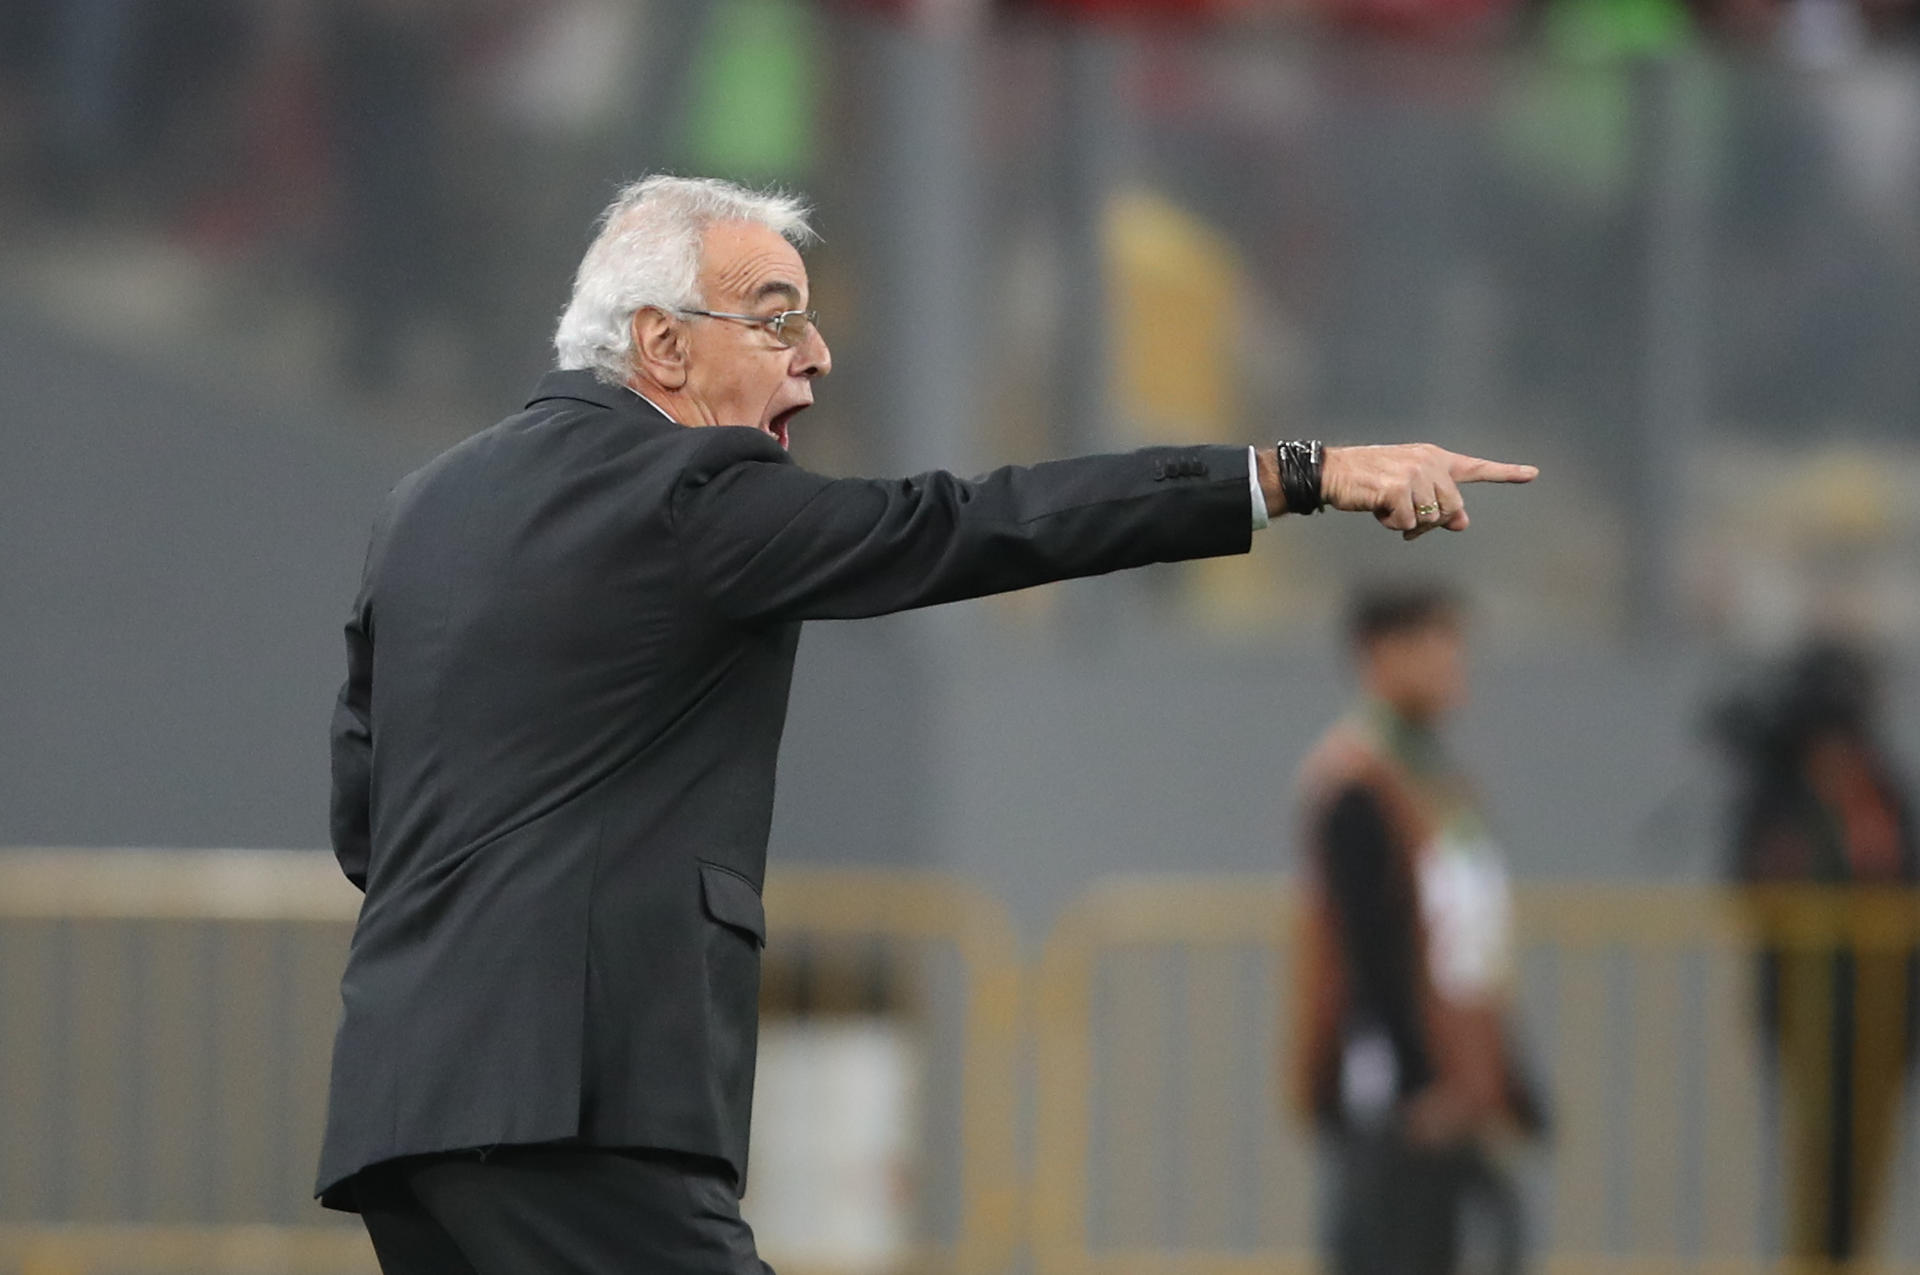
[628,387,677,423]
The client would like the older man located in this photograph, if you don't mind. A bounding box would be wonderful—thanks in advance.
[317,175,1535,1275]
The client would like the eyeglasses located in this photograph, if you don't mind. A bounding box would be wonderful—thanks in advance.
[675,307,819,348]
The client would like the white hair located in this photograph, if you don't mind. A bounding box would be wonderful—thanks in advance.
[553,175,817,386]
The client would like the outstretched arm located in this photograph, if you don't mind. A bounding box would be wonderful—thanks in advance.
[673,429,1539,624]
[672,429,1255,624]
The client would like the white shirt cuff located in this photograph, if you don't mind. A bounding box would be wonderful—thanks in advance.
[1248,446,1269,531]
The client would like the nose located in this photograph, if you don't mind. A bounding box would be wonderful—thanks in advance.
[794,322,831,379]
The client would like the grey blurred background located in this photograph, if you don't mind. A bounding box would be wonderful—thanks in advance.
[5,0,1919,930]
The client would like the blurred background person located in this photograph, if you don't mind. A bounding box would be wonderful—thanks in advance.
[1716,639,1919,1264]
[1292,583,1546,1275]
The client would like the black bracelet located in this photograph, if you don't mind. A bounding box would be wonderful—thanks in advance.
[1276,439,1324,514]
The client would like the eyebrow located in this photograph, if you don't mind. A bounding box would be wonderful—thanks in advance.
[751,280,801,308]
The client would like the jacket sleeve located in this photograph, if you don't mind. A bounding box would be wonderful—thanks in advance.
[329,593,373,893]
[330,484,405,894]
[668,427,1255,624]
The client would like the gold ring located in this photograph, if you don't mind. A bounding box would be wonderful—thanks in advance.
[1415,502,1441,518]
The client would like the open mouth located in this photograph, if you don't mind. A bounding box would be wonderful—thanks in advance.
[770,404,807,449]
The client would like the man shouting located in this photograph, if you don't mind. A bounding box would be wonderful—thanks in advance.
[317,174,1536,1275]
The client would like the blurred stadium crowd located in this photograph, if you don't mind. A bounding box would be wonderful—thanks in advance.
[6,0,1920,647]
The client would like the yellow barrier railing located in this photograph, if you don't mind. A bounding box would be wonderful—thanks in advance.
[0,1225,883,1275]
[752,868,1025,1275]
[0,851,1022,1275]
[0,1224,376,1275]
[1034,876,1301,1275]
[1033,877,1920,1275]
[7,855,1920,1275]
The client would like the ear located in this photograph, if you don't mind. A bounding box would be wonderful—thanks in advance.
[630,307,688,390]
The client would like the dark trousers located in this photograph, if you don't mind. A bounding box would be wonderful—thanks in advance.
[1328,1131,1524,1275]
[352,1145,774,1275]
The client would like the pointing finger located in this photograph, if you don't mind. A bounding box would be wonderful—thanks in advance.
[1449,455,1539,484]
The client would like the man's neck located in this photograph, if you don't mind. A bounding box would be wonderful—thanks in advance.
[1363,698,1446,776]
[623,383,684,426]
[622,378,732,429]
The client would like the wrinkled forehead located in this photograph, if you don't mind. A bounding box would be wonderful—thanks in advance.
[698,220,808,308]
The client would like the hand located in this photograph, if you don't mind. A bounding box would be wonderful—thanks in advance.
[1319,444,1538,540]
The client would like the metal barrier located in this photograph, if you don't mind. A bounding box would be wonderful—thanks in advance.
[0,851,1022,1275]
[1033,876,1307,1275]
[9,854,1919,1275]
[0,1226,880,1275]
[1033,877,1920,1275]
[0,1225,376,1275]
[750,868,1025,1275]
[0,851,359,1237]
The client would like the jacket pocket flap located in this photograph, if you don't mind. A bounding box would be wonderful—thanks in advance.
[699,863,766,946]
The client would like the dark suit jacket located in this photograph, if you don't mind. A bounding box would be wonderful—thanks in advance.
[316,369,1253,1208]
